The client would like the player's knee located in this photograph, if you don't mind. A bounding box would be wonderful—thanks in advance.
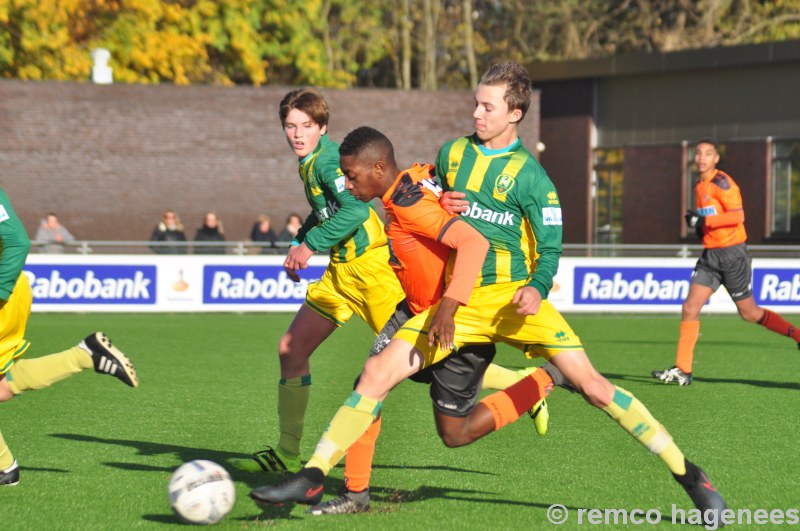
[738,306,762,323]
[437,425,471,448]
[579,376,614,408]
[358,357,393,395]
[0,380,14,402]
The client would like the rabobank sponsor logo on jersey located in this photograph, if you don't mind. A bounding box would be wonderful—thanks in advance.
[204,265,326,304]
[575,267,690,305]
[462,202,514,226]
[754,269,800,305]
[25,265,155,304]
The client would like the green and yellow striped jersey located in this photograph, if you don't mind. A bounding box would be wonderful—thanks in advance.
[295,134,387,263]
[435,135,562,298]
[0,188,31,300]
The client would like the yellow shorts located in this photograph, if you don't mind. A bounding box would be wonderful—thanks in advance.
[0,273,32,374]
[393,280,583,368]
[305,245,405,334]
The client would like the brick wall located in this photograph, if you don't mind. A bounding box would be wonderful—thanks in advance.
[622,145,684,243]
[540,115,592,243]
[720,141,768,243]
[0,81,539,243]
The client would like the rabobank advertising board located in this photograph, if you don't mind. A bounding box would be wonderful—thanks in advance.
[24,255,798,313]
[553,258,799,313]
[25,255,327,312]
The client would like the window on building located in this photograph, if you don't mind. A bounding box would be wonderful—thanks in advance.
[592,148,623,245]
[771,140,800,237]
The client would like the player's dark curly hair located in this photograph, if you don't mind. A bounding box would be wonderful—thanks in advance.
[340,126,395,163]
[695,138,719,153]
[480,62,531,123]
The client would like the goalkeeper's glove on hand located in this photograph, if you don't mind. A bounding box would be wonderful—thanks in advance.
[685,210,705,238]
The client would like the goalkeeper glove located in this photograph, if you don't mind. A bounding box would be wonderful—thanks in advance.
[685,210,705,238]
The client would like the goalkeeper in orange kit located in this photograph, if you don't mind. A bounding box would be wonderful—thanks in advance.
[653,139,800,385]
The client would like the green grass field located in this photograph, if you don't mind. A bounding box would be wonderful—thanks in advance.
[3,312,799,529]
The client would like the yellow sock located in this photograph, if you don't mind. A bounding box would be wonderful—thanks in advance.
[6,347,92,394]
[277,375,311,457]
[602,386,686,475]
[0,430,14,470]
[305,392,381,475]
[482,363,523,390]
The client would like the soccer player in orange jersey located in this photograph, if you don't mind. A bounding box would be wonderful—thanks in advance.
[306,126,563,514]
[653,140,800,385]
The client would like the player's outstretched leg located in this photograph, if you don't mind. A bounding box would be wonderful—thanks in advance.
[80,332,139,388]
[554,350,726,525]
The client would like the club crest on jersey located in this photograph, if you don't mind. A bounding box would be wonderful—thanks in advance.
[494,174,515,196]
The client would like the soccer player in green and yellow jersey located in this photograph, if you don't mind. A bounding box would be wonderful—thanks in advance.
[0,188,139,486]
[232,88,406,475]
[234,88,546,484]
[250,65,727,526]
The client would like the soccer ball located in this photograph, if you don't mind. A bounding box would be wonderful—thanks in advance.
[168,460,236,525]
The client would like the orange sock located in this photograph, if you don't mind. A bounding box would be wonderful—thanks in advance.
[343,416,382,493]
[758,309,800,342]
[479,369,552,430]
[675,320,700,373]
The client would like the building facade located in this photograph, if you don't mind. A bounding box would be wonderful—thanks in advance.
[529,39,800,245]
[0,82,539,243]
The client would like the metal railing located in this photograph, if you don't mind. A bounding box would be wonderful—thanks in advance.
[30,240,293,256]
[28,240,800,258]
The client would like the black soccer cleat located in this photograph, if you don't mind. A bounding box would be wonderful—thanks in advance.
[80,332,139,388]
[673,459,727,525]
[250,469,325,507]
[0,460,20,486]
[308,487,370,515]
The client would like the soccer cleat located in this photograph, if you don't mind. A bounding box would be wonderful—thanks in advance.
[80,333,139,388]
[673,459,727,525]
[0,460,19,486]
[652,366,693,386]
[528,399,549,436]
[308,487,370,515]
[231,446,302,474]
[250,470,324,506]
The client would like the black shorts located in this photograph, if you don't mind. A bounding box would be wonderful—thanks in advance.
[369,299,497,416]
[692,243,753,301]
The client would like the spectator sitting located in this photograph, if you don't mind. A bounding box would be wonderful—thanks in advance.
[251,214,278,254]
[149,209,187,254]
[277,212,304,244]
[194,211,226,254]
[35,212,75,254]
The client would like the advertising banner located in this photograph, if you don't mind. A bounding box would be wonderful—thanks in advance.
[25,255,799,313]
